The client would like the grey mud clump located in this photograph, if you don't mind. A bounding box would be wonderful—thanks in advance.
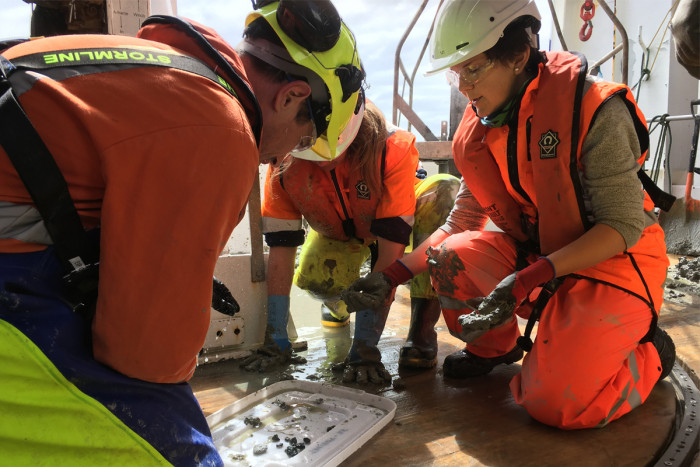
[273,400,291,411]
[253,443,268,455]
[243,416,262,428]
[675,256,700,282]
[284,437,306,457]
[664,256,700,301]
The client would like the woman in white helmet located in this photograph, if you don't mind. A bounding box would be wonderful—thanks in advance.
[343,0,674,429]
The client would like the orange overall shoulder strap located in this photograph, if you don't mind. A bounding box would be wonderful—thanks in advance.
[453,107,529,242]
[527,51,589,254]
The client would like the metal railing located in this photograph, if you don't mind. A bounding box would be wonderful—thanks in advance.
[391,0,633,151]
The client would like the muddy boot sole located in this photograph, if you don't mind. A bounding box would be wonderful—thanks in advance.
[398,347,438,369]
[443,346,523,378]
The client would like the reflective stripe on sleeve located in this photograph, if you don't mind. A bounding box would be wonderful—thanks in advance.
[0,201,52,245]
[262,216,303,234]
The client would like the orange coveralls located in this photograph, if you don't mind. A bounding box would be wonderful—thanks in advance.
[430,51,668,429]
[0,20,258,464]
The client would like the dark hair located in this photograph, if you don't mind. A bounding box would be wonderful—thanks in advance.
[243,17,310,122]
[485,15,542,73]
[344,100,386,195]
[242,18,287,82]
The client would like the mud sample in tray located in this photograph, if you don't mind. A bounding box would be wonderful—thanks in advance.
[207,380,396,466]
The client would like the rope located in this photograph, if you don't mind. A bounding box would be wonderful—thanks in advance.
[631,0,679,99]
[632,50,651,101]
[646,7,675,75]
[647,114,673,190]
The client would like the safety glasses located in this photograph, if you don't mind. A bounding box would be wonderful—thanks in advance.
[446,59,495,88]
[290,88,364,155]
[284,73,318,152]
[292,130,317,153]
[292,94,365,161]
[252,0,342,52]
[290,78,318,153]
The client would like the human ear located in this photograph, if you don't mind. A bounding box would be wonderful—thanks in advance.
[513,47,531,74]
[273,80,311,113]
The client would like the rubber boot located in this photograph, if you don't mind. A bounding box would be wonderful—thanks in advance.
[653,327,676,381]
[443,346,523,378]
[321,300,350,327]
[399,297,441,369]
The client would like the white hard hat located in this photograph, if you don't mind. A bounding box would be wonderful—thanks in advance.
[426,0,541,76]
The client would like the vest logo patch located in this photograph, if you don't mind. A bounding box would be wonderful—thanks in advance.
[355,180,370,200]
[539,130,560,159]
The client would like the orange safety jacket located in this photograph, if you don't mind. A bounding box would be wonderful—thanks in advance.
[262,129,420,245]
[453,51,667,312]
[0,20,260,383]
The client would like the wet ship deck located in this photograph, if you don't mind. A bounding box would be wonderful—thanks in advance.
[191,256,700,466]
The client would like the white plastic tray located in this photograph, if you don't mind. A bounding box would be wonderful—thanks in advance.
[206,380,396,467]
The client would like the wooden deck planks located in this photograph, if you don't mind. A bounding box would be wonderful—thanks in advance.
[191,265,700,465]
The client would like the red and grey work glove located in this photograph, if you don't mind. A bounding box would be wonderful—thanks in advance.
[457,257,556,343]
[340,260,414,312]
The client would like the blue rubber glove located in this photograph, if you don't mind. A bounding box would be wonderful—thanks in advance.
[267,295,291,351]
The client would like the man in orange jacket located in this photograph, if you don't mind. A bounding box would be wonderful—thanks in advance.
[0,1,364,464]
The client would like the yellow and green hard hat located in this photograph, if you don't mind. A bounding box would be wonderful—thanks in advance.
[245,0,365,161]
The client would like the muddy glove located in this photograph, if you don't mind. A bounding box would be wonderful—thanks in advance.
[458,257,555,343]
[240,295,307,372]
[337,359,392,385]
[240,345,293,372]
[212,277,240,316]
[341,260,413,312]
[333,307,392,385]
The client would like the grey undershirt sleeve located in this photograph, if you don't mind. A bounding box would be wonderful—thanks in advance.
[580,94,649,249]
[440,177,489,235]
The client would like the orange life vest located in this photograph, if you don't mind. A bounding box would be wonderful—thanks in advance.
[454,51,667,309]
